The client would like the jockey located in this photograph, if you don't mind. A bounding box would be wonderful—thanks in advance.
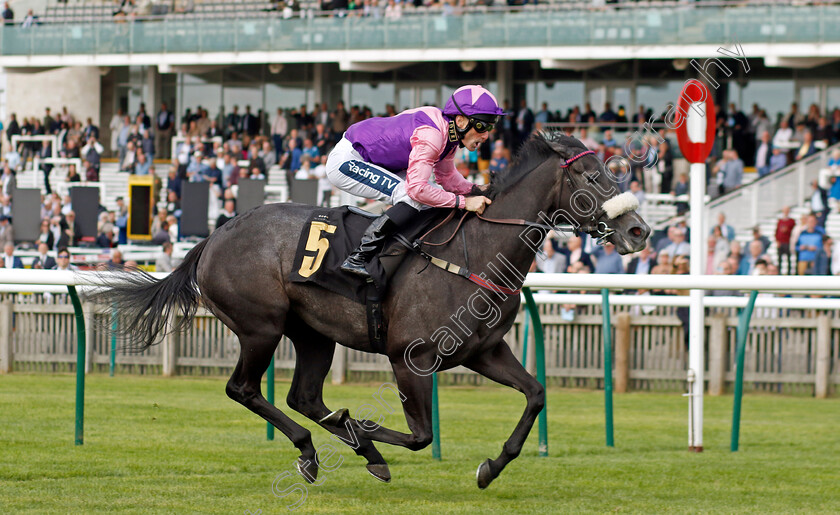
[326,85,505,279]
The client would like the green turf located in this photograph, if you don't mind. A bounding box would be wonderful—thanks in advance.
[1,374,838,514]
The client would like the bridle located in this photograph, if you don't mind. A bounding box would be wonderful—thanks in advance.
[399,147,627,296]
[557,149,618,245]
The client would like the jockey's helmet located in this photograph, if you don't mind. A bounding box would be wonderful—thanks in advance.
[443,85,506,139]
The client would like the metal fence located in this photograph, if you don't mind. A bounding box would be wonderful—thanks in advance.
[3,293,837,395]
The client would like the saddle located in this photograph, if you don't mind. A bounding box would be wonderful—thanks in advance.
[289,206,447,351]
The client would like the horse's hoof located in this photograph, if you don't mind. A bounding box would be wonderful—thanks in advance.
[295,457,318,484]
[319,408,349,426]
[476,459,495,489]
[366,463,391,483]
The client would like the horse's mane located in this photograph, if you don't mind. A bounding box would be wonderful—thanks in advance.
[485,132,589,198]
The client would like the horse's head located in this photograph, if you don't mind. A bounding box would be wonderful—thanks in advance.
[546,134,650,254]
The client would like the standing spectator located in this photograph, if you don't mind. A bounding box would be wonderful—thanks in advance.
[313,155,332,207]
[2,2,13,24]
[795,214,824,275]
[755,130,772,177]
[706,233,730,274]
[810,180,829,227]
[713,149,743,196]
[137,102,151,130]
[775,206,794,275]
[536,237,567,274]
[515,99,534,149]
[769,146,787,173]
[593,243,624,274]
[1,162,15,198]
[81,135,103,179]
[813,235,833,276]
[331,100,349,143]
[564,235,594,272]
[629,180,646,206]
[142,129,155,160]
[241,105,259,137]
[270,108,288,162]
[672,173,689,215]
[2,242,22,268]
[155,102,174,160]
[225,105,242,138]
[535,102,552,125]
[657,130,674,194]
[752,226,771,253]
[117,114,131,162]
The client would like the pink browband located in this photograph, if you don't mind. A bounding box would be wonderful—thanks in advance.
[559,150,595,167]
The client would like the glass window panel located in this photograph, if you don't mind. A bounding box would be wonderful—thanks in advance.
[636,81,684,117]
[265,84,310,111]
[733,80,794,120]
[181,84,222,119]
[827,86,840,112]
[223,86,263,120]
[799,86,820,112]
[348,83,395,114]
[398,88,413,111]
[419,86,438,107]
[611,87,631,112]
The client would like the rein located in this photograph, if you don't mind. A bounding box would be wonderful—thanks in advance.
[403,148,620,296]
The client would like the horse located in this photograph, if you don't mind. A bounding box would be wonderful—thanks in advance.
[86,133,650,489]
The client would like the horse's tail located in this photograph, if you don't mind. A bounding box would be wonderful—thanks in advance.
[84,237,211,352]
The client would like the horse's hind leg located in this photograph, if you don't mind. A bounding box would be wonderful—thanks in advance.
[464,339,545,489]
[225,330,319,483]
[284,321,390,482]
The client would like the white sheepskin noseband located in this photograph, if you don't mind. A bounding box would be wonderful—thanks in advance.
[601,192,640,219]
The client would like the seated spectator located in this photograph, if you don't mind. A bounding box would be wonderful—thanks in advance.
[260,140,277,170]
[752,226,771,253]
[66,164,81,182]
[773,119,793,148]
[134,151,151,175]
[281,138,303,175]
[31,242,56,269]
[155,241,177,272]
[215,199,236,229]
[295,154,314,180]
[626,244,655,275]
[536,237,567,274]
[166,214,179,242]
[629,180,645,206]
[105,249,124,270]
[663,227,690,257]
[795,130,817,161]
[313,155,332,207]
[769,147,787,173]
[706,233,729,274]
[488,146,508,179]
[2,242,22,268]
[710,212,735,241]
[737,240,765,275]
[120,141,137,172]
[0,214,13,246]
[151,221,170,245]
[151,208,168,236]
[96,212,114,248]
[754,130,772,177]
[52,247,78,271]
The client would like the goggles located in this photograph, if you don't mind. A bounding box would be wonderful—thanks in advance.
[450,95,499,134]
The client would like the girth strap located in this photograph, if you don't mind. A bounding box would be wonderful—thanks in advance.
[395,234,521,296]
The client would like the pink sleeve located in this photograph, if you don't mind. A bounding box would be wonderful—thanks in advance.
[434,152,475,196]
[406,126,472,209]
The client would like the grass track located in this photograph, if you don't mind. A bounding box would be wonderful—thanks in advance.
[1,374,838,514]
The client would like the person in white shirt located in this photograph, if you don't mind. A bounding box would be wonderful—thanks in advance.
[270,108,288,163]
[773,119,793,148]
[312,155,332,207]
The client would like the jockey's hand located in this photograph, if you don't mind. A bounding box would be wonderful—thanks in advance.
[465,195,492,214]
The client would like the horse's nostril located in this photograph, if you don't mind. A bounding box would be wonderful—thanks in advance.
[630,227,643,238]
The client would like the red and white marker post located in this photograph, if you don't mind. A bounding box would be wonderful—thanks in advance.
[674,79,715,452]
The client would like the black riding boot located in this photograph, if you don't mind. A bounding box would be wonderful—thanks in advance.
[341,203,418,279]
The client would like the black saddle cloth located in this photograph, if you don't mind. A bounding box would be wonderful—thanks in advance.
[289,206,447,304]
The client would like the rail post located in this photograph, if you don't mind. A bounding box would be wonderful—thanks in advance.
[431,372,441,460]
[267,355,275,441]
[522,287,548,457]
[601,289,614,447]
[67,286,86,446]
[731,290,758,452]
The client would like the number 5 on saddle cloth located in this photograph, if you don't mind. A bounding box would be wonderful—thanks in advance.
[290,206,445,351]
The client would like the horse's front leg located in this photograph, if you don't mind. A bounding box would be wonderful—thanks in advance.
[464,339,545,489]
[320,359,434,452]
